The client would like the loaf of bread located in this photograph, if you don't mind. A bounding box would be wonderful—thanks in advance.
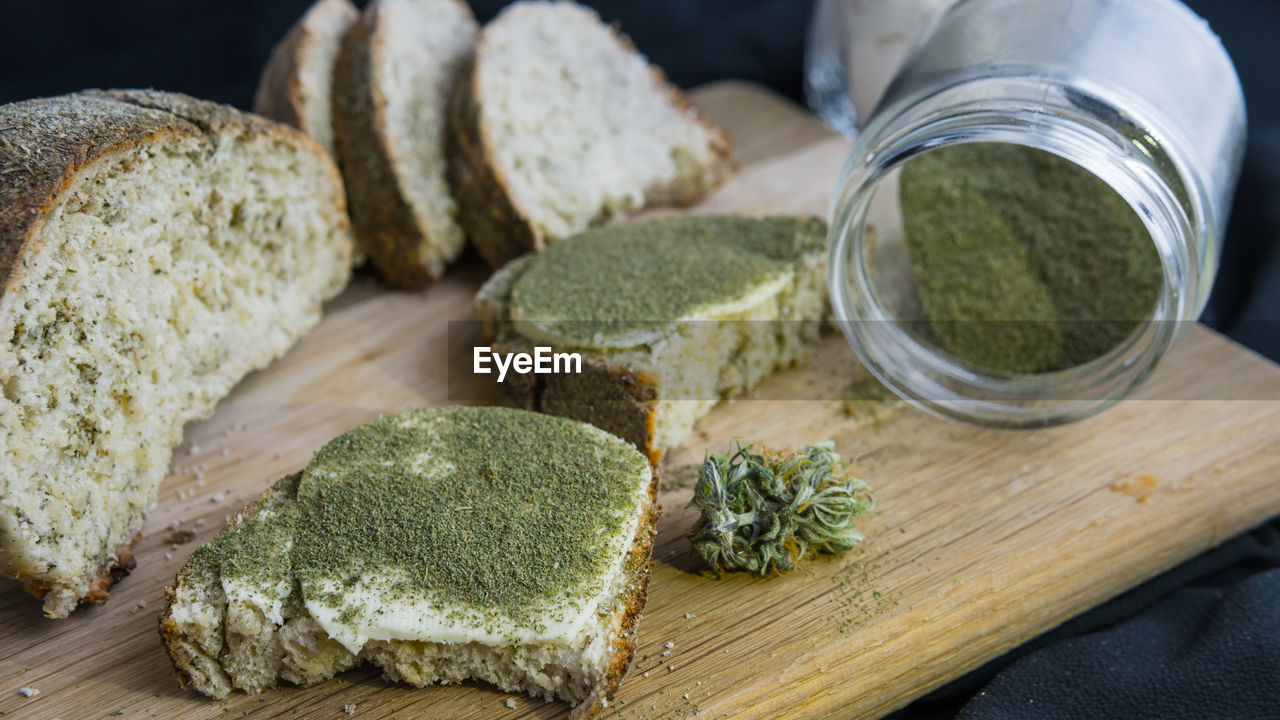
[449,0,736,268]
[0,90,353,617]
[333,0,478,288]
[253,0,357,160]
[477,215,828,462]
[161,406,657,719]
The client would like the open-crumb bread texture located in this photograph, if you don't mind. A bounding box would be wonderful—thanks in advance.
[252,0,358,160]
[448,0,736,268]
[0,90,353,617]
[160,407,658,720]
[333,0,478,288]
[476,215,828,463]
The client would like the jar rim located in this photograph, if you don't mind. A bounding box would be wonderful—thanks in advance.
[828,77,1198,427]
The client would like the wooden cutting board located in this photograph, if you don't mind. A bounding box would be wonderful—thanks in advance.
[3,82,1279,720]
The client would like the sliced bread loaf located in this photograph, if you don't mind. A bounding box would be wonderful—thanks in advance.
[161,406,658,719]
[253,0,358,160]
[477,215,828,462]
[333,0,478,288]
[0,90,353,617]
[448,0,736,268]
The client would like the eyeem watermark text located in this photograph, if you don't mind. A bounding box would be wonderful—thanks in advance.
[473,346,582,383]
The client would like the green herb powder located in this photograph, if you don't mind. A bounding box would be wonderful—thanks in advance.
[898,143,1163,373]
[509,215,825,346]
[185,407,650,634]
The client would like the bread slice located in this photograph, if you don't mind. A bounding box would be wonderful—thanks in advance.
[0,90,353,617]
[477,215,828,462]
[253,0,358,160]
[161,406,658,719]
[333,0,478,288]
[448,0,736,268]
[254,0,362,266]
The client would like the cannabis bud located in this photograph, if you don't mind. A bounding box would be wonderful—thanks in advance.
[688,441,872,575]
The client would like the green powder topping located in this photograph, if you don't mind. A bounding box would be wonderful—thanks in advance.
[899,143,1163,374]
[187,407,650,630]
[509,216,826,346]
[183,474,301,585]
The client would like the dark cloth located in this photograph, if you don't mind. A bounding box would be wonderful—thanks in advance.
[0,2,1276,719]
[1189,0,1280,364]
[891,518,1280,720]
[960,568,1280,720]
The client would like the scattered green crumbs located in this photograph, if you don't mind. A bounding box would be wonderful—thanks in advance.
[843,375,895,403]
[509,215,826,346]
[184,406,649,631]
[898,142,1163,374]
[688,441,872,575]
[839,375,900,421]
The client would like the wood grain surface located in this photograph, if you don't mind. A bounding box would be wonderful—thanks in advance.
[2,82,1279,720]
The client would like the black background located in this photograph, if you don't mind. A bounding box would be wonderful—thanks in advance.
[0,2,1276,718]
[0,0,1274,364]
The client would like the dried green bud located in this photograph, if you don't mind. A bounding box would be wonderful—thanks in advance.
[688,441,872,575]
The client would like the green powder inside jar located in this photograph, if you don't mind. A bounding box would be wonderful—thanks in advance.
[898,142,1164,374]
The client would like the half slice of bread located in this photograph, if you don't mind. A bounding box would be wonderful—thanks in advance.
[253,0,358,160]
[477,215,827,462]
[333,0,477,288]
[448,0,736,268]
[161,406,658,719]
[0,90,353,617]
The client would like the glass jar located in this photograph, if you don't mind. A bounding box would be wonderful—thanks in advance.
[806,0,960,134]
[826,0,1246,427]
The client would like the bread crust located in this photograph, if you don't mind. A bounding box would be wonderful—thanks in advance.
[21,532,139,615]
[0,90,347,617]
[445,53,541,269]
[253,13,309,133]
[332,0,475,289]
[0,91,257,300]
[159,477,298,694]
[332,1,424,288]
[491,336,664,466]
[572,467,661,720]
[161,577,227,696]
[648,69,736,206]
[615,35,735,208]
[446,11,736,268]
[255,0,362,145]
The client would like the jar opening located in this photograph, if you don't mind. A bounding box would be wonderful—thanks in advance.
[829,83,1198,426]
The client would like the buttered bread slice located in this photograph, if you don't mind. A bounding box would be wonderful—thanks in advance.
[161,406,657,718]
[477,215,828,461]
